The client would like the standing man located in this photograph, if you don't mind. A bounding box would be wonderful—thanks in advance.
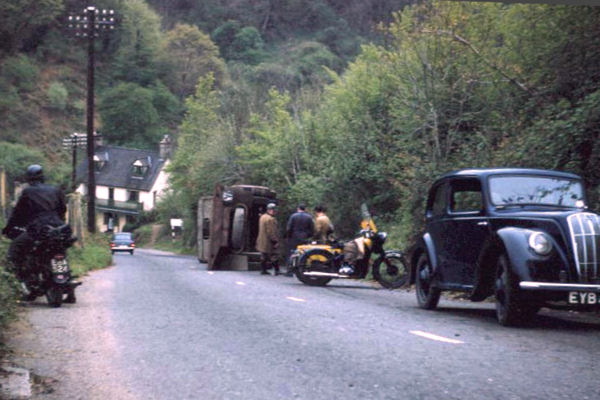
[256,203,280,275]
[286,203,314,256]
[313,205,334,243]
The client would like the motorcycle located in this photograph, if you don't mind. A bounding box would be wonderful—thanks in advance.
[289,204,408,288]
[6,222,80,308]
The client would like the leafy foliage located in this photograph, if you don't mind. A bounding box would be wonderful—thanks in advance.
[47,81,68,111]
[0,0,64,54]
[164,23,227,99]
[98,82,162,148]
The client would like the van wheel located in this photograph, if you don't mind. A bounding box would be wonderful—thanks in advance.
[415,253,441,309]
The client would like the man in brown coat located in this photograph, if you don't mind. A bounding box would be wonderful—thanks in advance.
[256,203,280,275]
[313,205,334,243]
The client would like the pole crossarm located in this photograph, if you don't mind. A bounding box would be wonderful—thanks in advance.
[67,8,116,37]
[62,132,102,148]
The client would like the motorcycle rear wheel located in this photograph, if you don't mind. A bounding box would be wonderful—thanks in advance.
[295,249,333,286]
[46,286,63,308]
[372,252,409,289]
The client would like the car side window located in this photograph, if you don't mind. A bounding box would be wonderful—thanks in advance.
[450,179,483,213]
[430,184,447,217]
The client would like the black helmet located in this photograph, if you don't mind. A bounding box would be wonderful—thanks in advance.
[26,164,44,183]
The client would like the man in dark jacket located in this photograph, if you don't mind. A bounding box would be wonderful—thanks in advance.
[2,165,67,279]
[285,203,314,274]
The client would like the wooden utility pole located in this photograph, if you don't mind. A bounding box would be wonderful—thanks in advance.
[66,6,116,233]
[0,167,6,219]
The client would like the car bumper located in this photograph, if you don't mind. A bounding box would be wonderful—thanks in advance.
[112,246,134,252]
[520,281,600,306]
[519,281,600,292]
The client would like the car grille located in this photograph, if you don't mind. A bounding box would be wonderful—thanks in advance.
[567,212,600,283]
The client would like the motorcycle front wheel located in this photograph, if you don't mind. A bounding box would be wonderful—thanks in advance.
[295,249,333,286]
[46,286,63,308]
[372,251,409,289]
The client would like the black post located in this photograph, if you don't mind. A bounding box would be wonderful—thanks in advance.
[86,6,96,233]
[72,138,77,192]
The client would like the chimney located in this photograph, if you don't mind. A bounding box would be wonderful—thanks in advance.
[159,134,172,160]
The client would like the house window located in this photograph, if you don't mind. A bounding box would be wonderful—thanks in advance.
[128,191,139,202]
[94,155,105,171]
[109,188,114,200]
[132,160,148,176]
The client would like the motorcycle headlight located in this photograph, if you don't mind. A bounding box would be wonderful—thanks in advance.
[528,232,552,256]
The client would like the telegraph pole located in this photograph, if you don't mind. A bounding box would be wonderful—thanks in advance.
[66,6,116,233]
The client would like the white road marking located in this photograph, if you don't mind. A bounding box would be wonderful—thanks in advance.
[410,330,464,344]
[286,296,306,302]
[206,271,214,275]
[236,281,246,286]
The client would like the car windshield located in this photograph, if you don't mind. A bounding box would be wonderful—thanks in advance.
[488,175,585,208]
[114,233,132,240]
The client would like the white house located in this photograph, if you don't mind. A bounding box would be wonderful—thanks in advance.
[76,135,172,232]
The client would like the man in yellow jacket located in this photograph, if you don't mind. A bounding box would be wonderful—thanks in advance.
[256,203,280,275]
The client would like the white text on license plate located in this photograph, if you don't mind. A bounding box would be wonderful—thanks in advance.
[568,292,599,305]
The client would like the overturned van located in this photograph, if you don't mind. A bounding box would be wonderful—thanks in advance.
[197,183,277,270]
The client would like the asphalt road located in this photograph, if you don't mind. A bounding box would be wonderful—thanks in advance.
[7,248,600,400]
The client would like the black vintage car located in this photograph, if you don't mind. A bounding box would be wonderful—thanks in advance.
[410,168,600,326]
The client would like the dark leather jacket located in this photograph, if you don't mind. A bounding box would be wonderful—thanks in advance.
[286,211,314,240]
[3,182,66,234]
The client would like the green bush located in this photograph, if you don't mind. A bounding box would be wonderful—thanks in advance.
[47,81,68,111]
[0,55,39,93]
[0,232,19,330]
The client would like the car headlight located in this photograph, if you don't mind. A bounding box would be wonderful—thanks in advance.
[528,232,552,255]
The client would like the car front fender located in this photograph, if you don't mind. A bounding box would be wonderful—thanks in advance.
[409,234,438,285]
[495,227,568,283]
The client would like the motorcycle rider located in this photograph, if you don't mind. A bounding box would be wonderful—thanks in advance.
[2,164,67,282]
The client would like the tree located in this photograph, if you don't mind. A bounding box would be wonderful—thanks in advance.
[0,141,46,183]
[230,26,265,64]
[168,74,240,208]
[164,23,227,99]
[0,0,63,54]
[98,82,162,149]
[112,0,164,86]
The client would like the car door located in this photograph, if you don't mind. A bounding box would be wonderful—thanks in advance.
[425,181,452,281]
[443,177,490,286]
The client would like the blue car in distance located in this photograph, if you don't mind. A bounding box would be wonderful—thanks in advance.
[110,232,135,255]
[410,168,600,326]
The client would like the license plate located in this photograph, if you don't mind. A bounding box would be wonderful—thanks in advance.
[51,258,69,273]
[568,291,599,305]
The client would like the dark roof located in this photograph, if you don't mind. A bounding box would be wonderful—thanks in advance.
[76,145,166,191]
[439,168,581,181]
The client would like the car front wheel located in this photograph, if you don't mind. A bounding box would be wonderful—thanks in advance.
[415,253,441,309]
[495,254,538,326]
